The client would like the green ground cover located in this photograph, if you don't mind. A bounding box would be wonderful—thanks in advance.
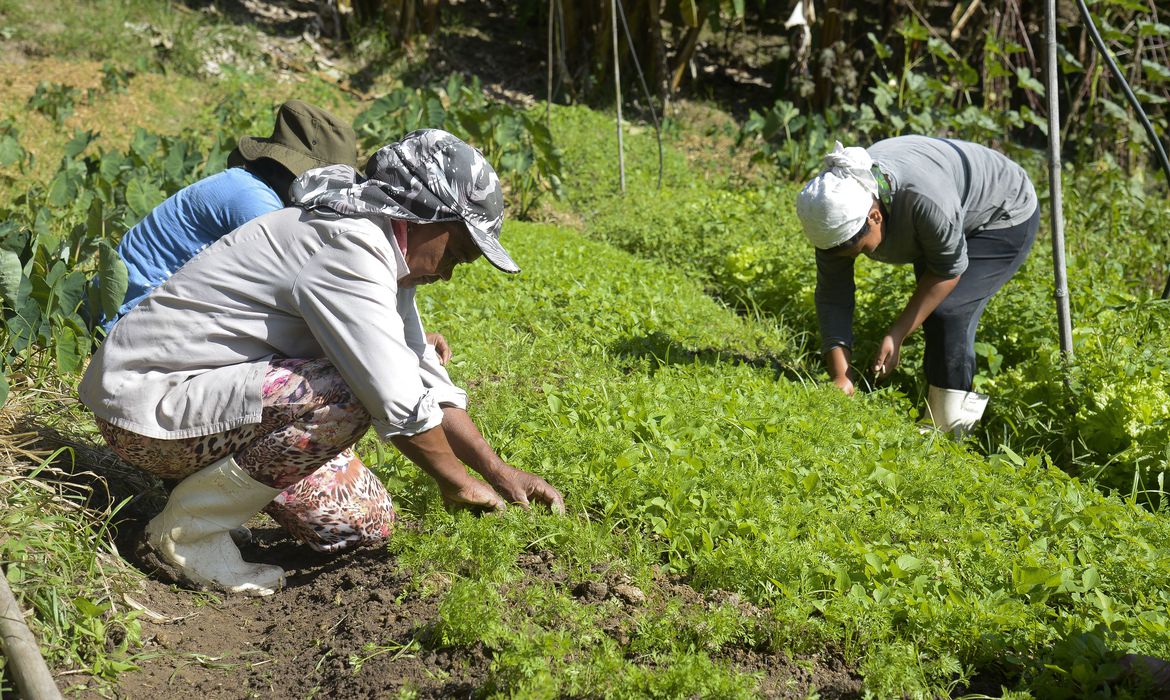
[547,104,1170,502]
[364,221,1170,697]
[2,2,1169,696]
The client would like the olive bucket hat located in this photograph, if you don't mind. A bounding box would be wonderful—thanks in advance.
[233,100,358,176]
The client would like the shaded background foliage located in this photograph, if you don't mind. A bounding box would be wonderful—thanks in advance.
[322,0,1168,177]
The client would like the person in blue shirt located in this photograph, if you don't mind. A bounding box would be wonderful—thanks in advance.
[104,99,359,332]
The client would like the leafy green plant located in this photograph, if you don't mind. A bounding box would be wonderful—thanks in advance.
[0,457,143,681]
[354,74,563,217]
[26,82,81,126]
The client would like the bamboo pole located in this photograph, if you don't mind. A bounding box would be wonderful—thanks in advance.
[611,0,626,192]
[547,0,554,130]
[0,566,64,700]
[1046,0,1074,360]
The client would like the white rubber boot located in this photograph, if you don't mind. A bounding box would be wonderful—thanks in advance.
[926,385,989,438]
[144,455,285,596]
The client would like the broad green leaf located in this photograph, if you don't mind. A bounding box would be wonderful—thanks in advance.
[86,198,105,241]
[897,17,929,42]
[0,248,21,304]
[0,134,24,167]
[0,373,8,409]
[895,555,923,572]
[125,177,165,222]
[47,169,79,207]
[98,242,128,321]
[57,270,87,315]
[61,129,95,159]
[73,597,107,618]
[1014,565,1053,592]
[129,128,159,162]
[679,0,699,27]
[55,323,84,374]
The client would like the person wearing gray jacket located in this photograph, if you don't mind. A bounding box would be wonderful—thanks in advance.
[795,136,1038,435]
[81,129,564,595]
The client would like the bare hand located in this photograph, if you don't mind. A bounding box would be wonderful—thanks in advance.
[872,334,902,381]
[441,478,506,513]
[426,332,452,365]
[486,464,566,514]
[831,374,856,396]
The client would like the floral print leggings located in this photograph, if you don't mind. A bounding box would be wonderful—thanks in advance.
[97,358,395,552]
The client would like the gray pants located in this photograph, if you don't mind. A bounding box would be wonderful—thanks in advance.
[914,207,1040,390]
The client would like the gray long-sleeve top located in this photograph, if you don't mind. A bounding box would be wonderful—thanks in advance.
[80,207,466,440]
[814,135,1038,353]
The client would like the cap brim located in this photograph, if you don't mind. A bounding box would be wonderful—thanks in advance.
[237,137,327,177]
[466,221,520,274]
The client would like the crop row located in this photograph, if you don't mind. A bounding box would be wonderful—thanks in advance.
[546,104,1170,503]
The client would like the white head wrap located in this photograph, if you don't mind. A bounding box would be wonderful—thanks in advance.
[795,141,879,249]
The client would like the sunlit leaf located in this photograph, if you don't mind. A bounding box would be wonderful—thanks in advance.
[98,241,128,321]
[125,178,165,222]
[0,247,22,305]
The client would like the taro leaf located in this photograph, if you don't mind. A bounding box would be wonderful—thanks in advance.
[0,133,25,167]
[0,373,8,409]
[47,168,80,207]
[54,322,84,374]
[125,177,165,222]
[86,197,105,242]
[57,270,87,315]
[0,247,22,305]
[62,129,95,160]
[162,138,187,183]
[129,128,159,163]
[98,242,128,321]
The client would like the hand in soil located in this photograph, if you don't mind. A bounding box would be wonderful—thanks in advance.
[485,463,566,513]
[442,478,507,513]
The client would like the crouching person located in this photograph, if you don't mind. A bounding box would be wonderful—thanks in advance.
[79,129,565,596]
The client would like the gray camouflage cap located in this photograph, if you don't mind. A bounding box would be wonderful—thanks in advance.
[290,128,518,273]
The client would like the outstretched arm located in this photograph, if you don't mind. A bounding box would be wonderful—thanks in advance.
[873,271,960,379]
[391,426,506,511]
[441,406,565,513]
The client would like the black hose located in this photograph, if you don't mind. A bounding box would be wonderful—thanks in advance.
[1073,0,1170,299]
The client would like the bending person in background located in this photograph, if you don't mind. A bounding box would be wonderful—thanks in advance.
[80,129,564,596]
[104,99,358,332]
[795,136,1038,435]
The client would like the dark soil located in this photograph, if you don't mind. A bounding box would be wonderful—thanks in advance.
[60,517,861,699]
[20,422,860,698]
